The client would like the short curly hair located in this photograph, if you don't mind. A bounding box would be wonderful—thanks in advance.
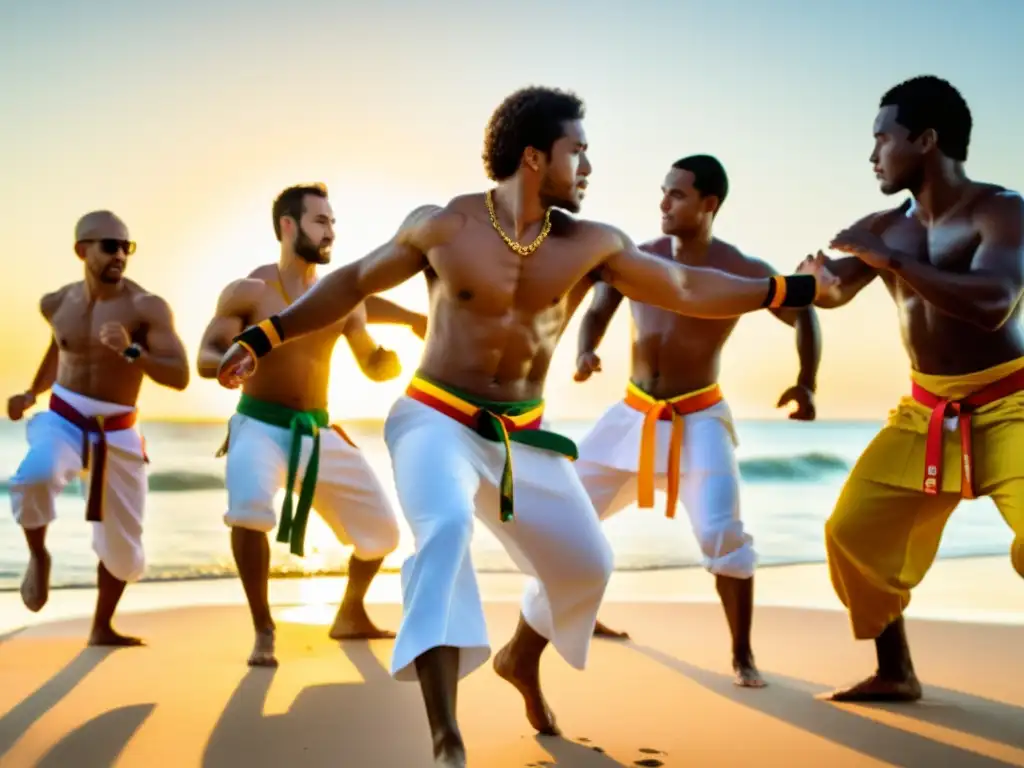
[880,76,972,162]
[483,87,586,182]
[672,154,729,208]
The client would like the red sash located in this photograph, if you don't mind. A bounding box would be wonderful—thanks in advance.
[50,394,137,522]
[912,366,1024,498]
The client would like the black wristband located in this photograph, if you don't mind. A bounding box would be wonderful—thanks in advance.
[762,274,816,309]
[233,315,285,358]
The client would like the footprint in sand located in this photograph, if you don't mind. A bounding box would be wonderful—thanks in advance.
[575,736,606,753]
[634,748,667,767]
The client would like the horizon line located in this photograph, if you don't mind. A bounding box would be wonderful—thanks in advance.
[1,415,888,426]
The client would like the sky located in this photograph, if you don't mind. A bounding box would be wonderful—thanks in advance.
[2,0,1022,421]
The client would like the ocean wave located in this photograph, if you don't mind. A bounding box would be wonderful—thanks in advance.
[0,453,849,495]
[737,452,849,481]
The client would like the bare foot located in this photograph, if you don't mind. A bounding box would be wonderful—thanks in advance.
[593,619,630,640]
[88,627,145,647]
[733,659,767,688]
[493,643,560,735]
[20,552,51,613]
[247,628,278,667]
[821,673,922,702]
[328,603,396,640]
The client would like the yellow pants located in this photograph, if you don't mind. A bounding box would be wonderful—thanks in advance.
[825,358,1024,640]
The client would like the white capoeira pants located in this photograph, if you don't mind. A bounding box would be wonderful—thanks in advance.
[8,383,148,583]
[222,412,400,561]
[575,398,756,579]
[383,396,614,682]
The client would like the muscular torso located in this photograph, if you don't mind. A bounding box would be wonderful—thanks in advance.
[241,265,346,411]
[880,187,1024,374]
[628,237,752,398]
[417,196,604,402]
[48,281,153,407]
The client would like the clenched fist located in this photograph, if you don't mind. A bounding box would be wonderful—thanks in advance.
[7,391,36,421]
[216,342,256,389]
[776,384,816,421]
[99,321,131,354]
[574,351,602,382]
[365,347,402,382]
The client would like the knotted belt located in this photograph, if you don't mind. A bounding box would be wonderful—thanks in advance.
[405,373,577,522]
[49,393,138,523]
[912,366,1024,498]
[216,393,354,556]
[623,381,724,518]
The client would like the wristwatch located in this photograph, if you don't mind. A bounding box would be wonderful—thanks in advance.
[122,342,143,362]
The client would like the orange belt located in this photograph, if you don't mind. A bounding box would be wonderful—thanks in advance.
[624,381,723,518]
[49,394,138,523]
[912,366,1024,498]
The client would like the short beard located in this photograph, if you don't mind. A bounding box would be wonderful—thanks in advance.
[99,268,122,284]
[294,229,330,264]
[539,190,579,214]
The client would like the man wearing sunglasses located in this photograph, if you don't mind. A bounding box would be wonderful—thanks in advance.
[6,210,190,646]
[197,183,426,667]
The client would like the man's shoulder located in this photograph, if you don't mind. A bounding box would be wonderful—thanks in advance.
[125,281,175,319]
[215,274,270,310]
[393,199,466,250]
[566,218,630,250]
[969,184,1024,224]
[40,282,80,317]
[245,263,279,282]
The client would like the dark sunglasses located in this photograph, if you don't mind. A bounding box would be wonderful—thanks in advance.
[80,239,137,256]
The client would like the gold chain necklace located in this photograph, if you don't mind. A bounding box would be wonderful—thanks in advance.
[485,189,552,256]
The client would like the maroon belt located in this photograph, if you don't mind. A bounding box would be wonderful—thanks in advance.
[50,393,137,522]
[911,366,1024,498]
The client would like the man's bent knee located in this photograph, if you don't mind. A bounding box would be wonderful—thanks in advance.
[223,503,277,534]
[353,518,401,562]
[697,523,756,580]
[567,535,614,594]
[98,550,146,583]
[10,479,60,529]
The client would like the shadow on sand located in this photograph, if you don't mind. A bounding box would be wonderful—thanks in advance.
[631,643,1022,768]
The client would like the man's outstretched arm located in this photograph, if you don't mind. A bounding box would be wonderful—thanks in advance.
[596,226,828,318]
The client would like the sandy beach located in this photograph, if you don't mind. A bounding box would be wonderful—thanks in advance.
[1,557,1022,767]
